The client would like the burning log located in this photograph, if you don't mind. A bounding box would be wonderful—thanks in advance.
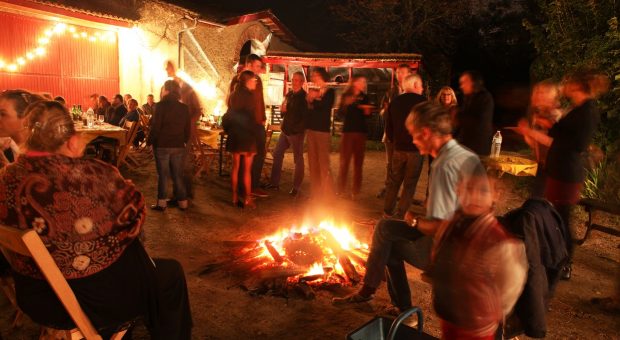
[345,250,367,267]
[257,267,306,280]
[198,246,264,275]
[264,241,283,263]
[338,254,361,284]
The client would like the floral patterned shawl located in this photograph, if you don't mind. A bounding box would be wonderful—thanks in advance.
[0,153,145,279]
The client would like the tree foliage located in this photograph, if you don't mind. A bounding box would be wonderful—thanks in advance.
[523,0,620,152]
[330,0,470,90]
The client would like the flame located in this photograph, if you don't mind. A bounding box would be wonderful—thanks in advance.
[305,263,325,276]
[257,220,368,285]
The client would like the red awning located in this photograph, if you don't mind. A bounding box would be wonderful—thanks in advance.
[263,51,422,69]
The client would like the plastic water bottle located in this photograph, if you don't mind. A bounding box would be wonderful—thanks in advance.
[86,108,95,128]
[490,130,502,158]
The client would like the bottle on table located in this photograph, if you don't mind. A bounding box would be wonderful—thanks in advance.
[86,108,95,128]
[490,130,502,158]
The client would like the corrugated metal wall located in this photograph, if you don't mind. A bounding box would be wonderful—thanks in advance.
[0,10,119,108]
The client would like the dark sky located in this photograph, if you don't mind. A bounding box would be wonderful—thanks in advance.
[183,1,534,91]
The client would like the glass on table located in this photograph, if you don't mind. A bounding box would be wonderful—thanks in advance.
[97,115,105,125]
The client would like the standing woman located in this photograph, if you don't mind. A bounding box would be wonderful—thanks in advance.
[435,86,458,126]
[223,70,258,208]
[148,80,191,211]
[337,76,371,200]
[456,71,494,156]
[306,67,336,198]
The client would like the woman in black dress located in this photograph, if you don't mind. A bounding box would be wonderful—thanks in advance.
[223,70,258,208]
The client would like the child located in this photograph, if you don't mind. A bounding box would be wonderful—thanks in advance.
[430,165,527,339]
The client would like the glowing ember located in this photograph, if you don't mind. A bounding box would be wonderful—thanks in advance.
[254,221,369,285]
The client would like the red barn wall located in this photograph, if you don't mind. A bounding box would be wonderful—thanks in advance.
[0,10,119,108]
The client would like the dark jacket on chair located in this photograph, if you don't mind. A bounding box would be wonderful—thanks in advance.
[500,198,570,338]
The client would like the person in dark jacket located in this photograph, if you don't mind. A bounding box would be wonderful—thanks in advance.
[223,70,258,208]
[107,94,128,126]
[148,80,191,211]
[501,198,569,338]
[306,67,336,199]
[337,75,371,200]
[383,74,426,218]
[456,71,494,156]
[265,72,307,196]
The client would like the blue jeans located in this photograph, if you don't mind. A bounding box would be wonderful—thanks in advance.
[270,132,305,189]
[154,147,187,201]
[364,219,432,310]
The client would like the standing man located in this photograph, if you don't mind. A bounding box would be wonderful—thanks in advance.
[334,101,481,314]
[264,72,308,196]
[165,61,203,201]
[383,74,426,219]
[229,54,269,198]
[377,64,413,198]
[456,70,495,156]
[108,94,128,126]
[142,94,156,116]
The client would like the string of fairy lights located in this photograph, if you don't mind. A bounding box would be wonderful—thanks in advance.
[0,22,117,72]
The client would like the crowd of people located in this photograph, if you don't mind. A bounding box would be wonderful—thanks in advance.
[0,47,611,339]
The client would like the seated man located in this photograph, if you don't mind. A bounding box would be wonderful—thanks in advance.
[120,98,145,147]
[333,101,481,314]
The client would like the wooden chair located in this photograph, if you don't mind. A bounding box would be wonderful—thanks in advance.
[136,115,152,154]
[0,224,127,340]
[116,121,141,169]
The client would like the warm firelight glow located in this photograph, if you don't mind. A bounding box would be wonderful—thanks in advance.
[257,220,368,284]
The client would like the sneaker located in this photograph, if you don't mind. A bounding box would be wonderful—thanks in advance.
[167,199,179,207]
[289,188,299,197]
[251,188,270,198]
[376,188,386,199]
[332,292,373,306]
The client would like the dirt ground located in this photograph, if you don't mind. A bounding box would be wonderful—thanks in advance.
[1,148,619,339]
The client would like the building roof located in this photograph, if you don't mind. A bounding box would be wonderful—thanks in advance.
[263,51,422,69]
[28,0,139,22]
[225,10,309,50]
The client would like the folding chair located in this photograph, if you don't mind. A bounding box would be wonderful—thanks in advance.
[137,115,152,155]
[0,224,127,340]
[116,121,141,169]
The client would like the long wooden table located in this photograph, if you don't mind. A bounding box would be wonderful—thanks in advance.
[76,122,127,146]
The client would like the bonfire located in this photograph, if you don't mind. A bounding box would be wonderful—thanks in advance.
[200,220,369,299]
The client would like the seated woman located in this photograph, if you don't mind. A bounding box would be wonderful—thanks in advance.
[0,101,192,339]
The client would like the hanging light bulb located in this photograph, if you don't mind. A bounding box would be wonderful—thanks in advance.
[68,26,76,33]
[16,57,26,65]
[35,47,46,56]
[0,60,5,69]
[26,52,34,59]
[38,37,50,45]
[7,64,18,72]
